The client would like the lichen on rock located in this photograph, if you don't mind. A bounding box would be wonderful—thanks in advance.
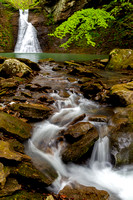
[0,59,32,78]
[106,49,133,70]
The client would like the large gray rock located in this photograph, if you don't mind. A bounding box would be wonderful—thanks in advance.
[0,59,32,78]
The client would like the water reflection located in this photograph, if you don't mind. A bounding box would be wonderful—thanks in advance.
[0,52,108,63]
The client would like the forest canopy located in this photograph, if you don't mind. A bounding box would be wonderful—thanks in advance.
[0,0,40,10]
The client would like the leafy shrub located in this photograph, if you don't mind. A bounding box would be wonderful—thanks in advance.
[49,8,115,49]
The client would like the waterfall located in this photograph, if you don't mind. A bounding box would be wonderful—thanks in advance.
[14,9,42,53]
[25,90,133,200]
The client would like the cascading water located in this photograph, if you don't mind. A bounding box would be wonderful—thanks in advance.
[25,65,133,200]
[14,9,42,53]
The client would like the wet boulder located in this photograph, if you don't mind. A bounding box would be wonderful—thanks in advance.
[8,103,52,122]
[109,81,133,106]
[63,122,94,143]
[59,184,110,200]
[12,161,58,186]
[0,111,31,141]
[106,49,133,70]
[0,59,32,78]
[109,105,133,166]
[62,122,98,163]
[80,80,105,101]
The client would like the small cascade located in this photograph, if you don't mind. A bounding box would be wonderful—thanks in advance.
[26,89,133,200]
[14,9,42,53]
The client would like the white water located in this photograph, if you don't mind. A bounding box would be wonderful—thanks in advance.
[14,9,42,53]
[26,91,133,200]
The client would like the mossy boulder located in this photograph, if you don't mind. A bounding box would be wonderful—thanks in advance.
[17,58,40,71]
[109,81,133,106]
[0,140,29,161]
[0,163,10,190]
[59,184,109,200]
[0,178,21,197]
[0,111,31,141]
[62,124,98,163]
[106,49,133,70]
[0,190,45,200]
[13,161,58,186]
[8,103,52,122]
[0,59,32,78]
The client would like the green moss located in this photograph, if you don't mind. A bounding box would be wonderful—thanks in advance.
[0,6,13,51]
[0,190,45,200]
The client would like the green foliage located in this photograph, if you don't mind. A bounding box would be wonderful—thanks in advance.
[4,0,40,10]
[104,0,133,17]
[49,8,114,49]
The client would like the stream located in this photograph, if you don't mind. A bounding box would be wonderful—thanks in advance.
[24,62,133,200]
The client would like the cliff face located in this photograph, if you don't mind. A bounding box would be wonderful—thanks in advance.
[0,4,14,52]
[42,0,88,22]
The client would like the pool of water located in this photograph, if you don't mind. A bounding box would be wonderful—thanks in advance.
[0,53,108,63]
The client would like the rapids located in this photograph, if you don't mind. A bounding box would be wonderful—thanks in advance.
[25,62,133,200]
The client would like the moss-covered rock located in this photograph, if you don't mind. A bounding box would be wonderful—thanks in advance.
[0,59,32,78]
[0,163,10,190]
[9,102,52,122]
[0,111,31,141]
[17,58,40,71]
[109,81,133,106]
[12,161,58,186]
[0,178,21,197]
[106,49,133,70]
[0,140,27,161]
[0,190,45,200]
[0,78,18,89]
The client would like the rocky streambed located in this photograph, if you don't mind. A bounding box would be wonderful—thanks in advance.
[0,49,133,200]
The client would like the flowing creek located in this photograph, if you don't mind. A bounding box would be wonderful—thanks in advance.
[24,63,133,200]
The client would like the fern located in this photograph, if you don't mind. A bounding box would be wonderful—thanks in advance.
[49,8,115,49]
